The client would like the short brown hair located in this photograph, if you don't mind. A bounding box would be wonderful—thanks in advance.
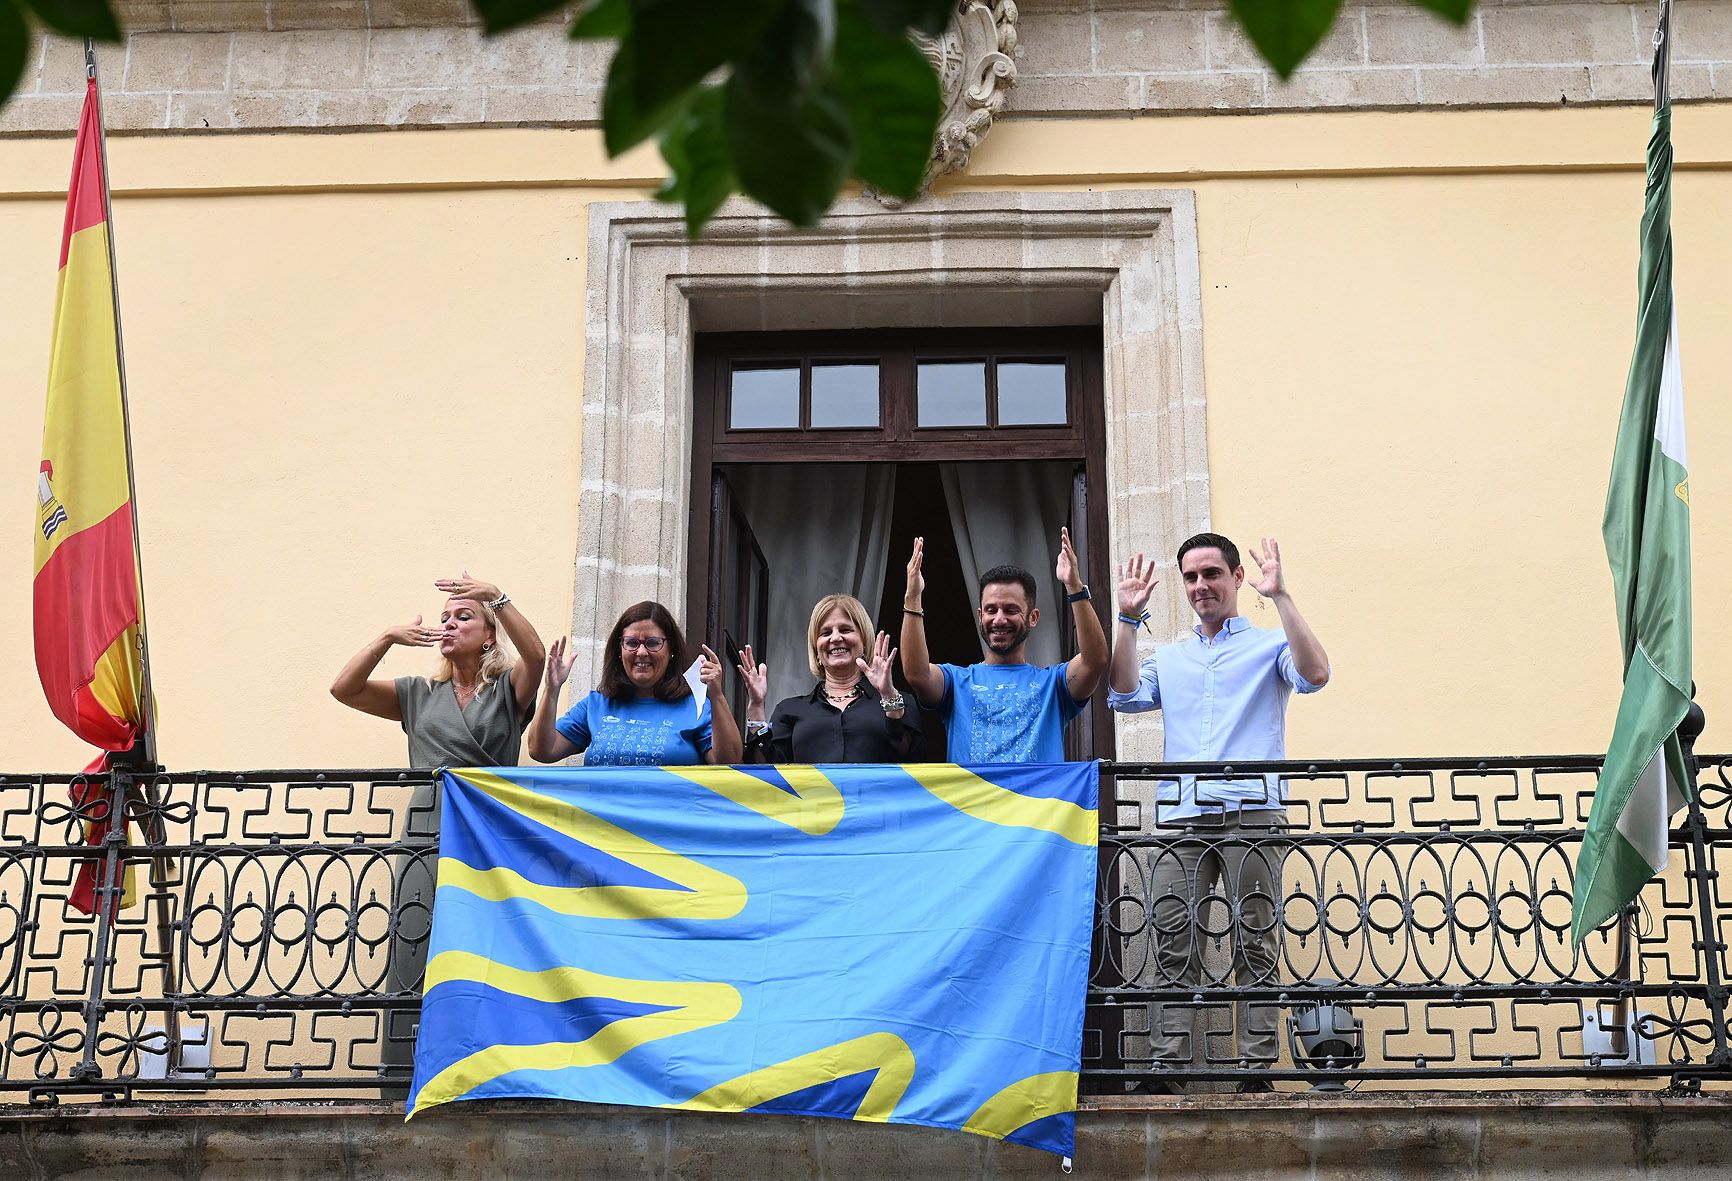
[596,601,691,703]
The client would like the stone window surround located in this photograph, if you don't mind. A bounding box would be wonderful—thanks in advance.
[575,190,1209,758]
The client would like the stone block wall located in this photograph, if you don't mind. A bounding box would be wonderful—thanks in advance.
[3,0,1730,135]
[3,1094,1731,1179]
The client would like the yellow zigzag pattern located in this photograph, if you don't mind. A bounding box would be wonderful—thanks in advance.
[408,950,742,1118]
[669,1032,916,1122]
[660,764,844,835]
[439,769,747,920]
[964,1071,1079,1141]
[902,765,1097,847]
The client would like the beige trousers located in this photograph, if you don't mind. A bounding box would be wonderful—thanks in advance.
[1147,813,1289,1066]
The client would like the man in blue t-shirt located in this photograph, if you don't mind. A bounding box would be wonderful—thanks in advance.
[899,529,1108,763]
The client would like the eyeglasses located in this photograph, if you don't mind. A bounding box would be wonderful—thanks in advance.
[621,637,667,653]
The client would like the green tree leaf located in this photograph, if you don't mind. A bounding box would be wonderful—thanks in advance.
[0,0,28,110]
[628,0,786,114]
[1229,0,1343,80]
[725,61,853,227]
[1409,0,1473,22]
[855,0,954,38]
[657,85,737,236]
[737,0,835,101]
[832,0,940,199]
[467,0,565,35]
[19,0,119,40]
[570,0,630,39]
[601,31,695,155]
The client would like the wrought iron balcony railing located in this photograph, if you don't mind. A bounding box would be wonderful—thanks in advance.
[0,753,1726,1105]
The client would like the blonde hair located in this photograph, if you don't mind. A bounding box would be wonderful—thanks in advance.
[430,598,513,687]
[806,594,874,678]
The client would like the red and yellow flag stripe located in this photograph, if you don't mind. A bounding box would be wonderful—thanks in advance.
[34,77,142,752]
[35,78,145,914]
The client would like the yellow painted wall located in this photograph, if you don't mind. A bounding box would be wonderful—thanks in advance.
[2,106,1728,771]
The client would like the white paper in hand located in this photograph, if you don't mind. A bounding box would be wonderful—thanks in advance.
[682,657,706,721]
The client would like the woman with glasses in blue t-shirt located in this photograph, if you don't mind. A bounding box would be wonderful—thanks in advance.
[527,600,743,766]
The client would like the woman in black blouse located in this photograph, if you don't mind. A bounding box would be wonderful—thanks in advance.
[736,593,924,764]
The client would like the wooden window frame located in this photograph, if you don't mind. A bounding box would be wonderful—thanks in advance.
[689,326,1114,759]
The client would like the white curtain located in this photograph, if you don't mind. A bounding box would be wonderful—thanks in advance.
[728,464,898,706]
[940,461,1076,669]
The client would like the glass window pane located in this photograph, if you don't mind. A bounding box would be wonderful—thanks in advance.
[996,361,1068,425]
[729,364,800,429]
[810,363,879,428]
[917,361,987,428]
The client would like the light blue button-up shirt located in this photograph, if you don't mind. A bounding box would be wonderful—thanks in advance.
[1108,615,1325,818]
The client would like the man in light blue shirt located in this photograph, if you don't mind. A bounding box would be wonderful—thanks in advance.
[1108,531,1330,1089]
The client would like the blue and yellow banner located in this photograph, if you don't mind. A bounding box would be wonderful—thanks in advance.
[409,761,1098,1157]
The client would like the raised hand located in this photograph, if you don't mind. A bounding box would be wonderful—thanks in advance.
[1115,553,1159,616]
[1248,536,1285,599]
[434,570,501,605]
[544,635,577,691]
[736,643,768,707]
[856,631,899,698]
[1055,527,1082,592]
[905,536,926,604]
[383,614,438,647]
[698,645,727,700]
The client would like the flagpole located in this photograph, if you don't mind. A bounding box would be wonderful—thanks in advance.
[85,39,182,1071]
[84,39,158,769]
[1606,0,1676,1064]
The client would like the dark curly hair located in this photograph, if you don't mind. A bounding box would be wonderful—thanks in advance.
[596,601,692,703]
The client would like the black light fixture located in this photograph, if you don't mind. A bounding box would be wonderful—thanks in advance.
[1288,980,1365,1092]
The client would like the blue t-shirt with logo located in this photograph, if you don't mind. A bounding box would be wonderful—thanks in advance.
[932,662,1086,764]
[554,691,713,767]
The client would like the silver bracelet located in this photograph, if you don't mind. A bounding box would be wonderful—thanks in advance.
[879,693,906,713]
[485,591,511,611]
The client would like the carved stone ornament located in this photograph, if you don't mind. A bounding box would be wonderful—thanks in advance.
[887,0,1020,202]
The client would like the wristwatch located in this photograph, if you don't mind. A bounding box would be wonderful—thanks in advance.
[1065,586,1091,603]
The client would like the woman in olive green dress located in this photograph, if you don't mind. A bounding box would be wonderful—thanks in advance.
[330,572,545,1092]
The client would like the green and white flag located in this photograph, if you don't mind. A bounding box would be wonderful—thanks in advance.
[1570,102,1693,946]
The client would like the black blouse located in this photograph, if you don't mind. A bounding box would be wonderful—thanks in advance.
[760,680,925,764]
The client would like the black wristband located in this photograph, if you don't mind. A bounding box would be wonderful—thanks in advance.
[1065,586,1091,603]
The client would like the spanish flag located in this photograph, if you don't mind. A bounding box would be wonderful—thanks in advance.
[35,77,146,914]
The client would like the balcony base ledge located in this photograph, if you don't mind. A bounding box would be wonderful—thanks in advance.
[0,1091,1728,1179]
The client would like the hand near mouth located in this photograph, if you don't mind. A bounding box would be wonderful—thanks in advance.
[384,615,438,648]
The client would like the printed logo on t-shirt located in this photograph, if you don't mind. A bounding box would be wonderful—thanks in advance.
[963,679,1047,763]
[591,714,686,766]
